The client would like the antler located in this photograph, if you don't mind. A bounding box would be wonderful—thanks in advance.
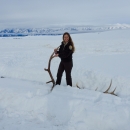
[104,79,112,93]
[103,79,117,96]
[44,46,60,91]
[76,79,117,96]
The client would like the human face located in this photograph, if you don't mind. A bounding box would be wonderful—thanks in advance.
[63,34,69,43]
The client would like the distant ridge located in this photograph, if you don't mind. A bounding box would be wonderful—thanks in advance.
[0,24,130,37]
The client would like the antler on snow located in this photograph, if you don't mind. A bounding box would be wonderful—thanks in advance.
[76,79,117,96]
[103,79,117,96]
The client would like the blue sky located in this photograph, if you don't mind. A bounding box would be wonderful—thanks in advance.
[0,0,130,28]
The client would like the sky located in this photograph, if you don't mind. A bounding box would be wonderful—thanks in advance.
[0,0,130,29]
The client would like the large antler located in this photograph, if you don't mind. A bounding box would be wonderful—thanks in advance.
[44,46,60,91]
[76,79,117,96]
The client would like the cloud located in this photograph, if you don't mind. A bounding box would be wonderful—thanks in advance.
[0,0,130,28]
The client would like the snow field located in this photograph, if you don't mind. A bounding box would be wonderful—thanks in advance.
[0,29,130,130]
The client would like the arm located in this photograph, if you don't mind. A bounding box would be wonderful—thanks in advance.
[53,45,61,57]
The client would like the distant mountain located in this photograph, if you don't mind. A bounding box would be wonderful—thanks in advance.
[0,24,130,37]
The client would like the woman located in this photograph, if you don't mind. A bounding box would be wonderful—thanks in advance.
[54,32,75,86]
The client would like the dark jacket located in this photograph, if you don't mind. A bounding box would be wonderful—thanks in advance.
[57,41,73,62]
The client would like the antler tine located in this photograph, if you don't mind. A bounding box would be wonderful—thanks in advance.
[104,79,112,93]
[110,87,117,96]
[95,87,98,91]
[76,83,81,89]
[46,81,53,83]
[50,84,55,91]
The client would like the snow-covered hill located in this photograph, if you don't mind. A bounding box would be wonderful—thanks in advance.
[0,24,130,37]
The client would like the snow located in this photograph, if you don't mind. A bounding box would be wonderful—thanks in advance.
[1,24,130,37]
[0,29,130,130]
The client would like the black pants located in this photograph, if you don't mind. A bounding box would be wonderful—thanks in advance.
[56,61,73,86]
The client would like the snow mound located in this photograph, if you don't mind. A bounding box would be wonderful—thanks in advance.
[0,78,130,130]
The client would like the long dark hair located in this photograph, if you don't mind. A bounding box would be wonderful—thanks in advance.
[62,32,75,53]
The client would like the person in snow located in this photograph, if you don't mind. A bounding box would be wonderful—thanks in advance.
[54,32,75,86]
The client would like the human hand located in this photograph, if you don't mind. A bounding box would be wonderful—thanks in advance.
[53,54,59,57]
[53,54,59,58]
[54,48,58,53]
